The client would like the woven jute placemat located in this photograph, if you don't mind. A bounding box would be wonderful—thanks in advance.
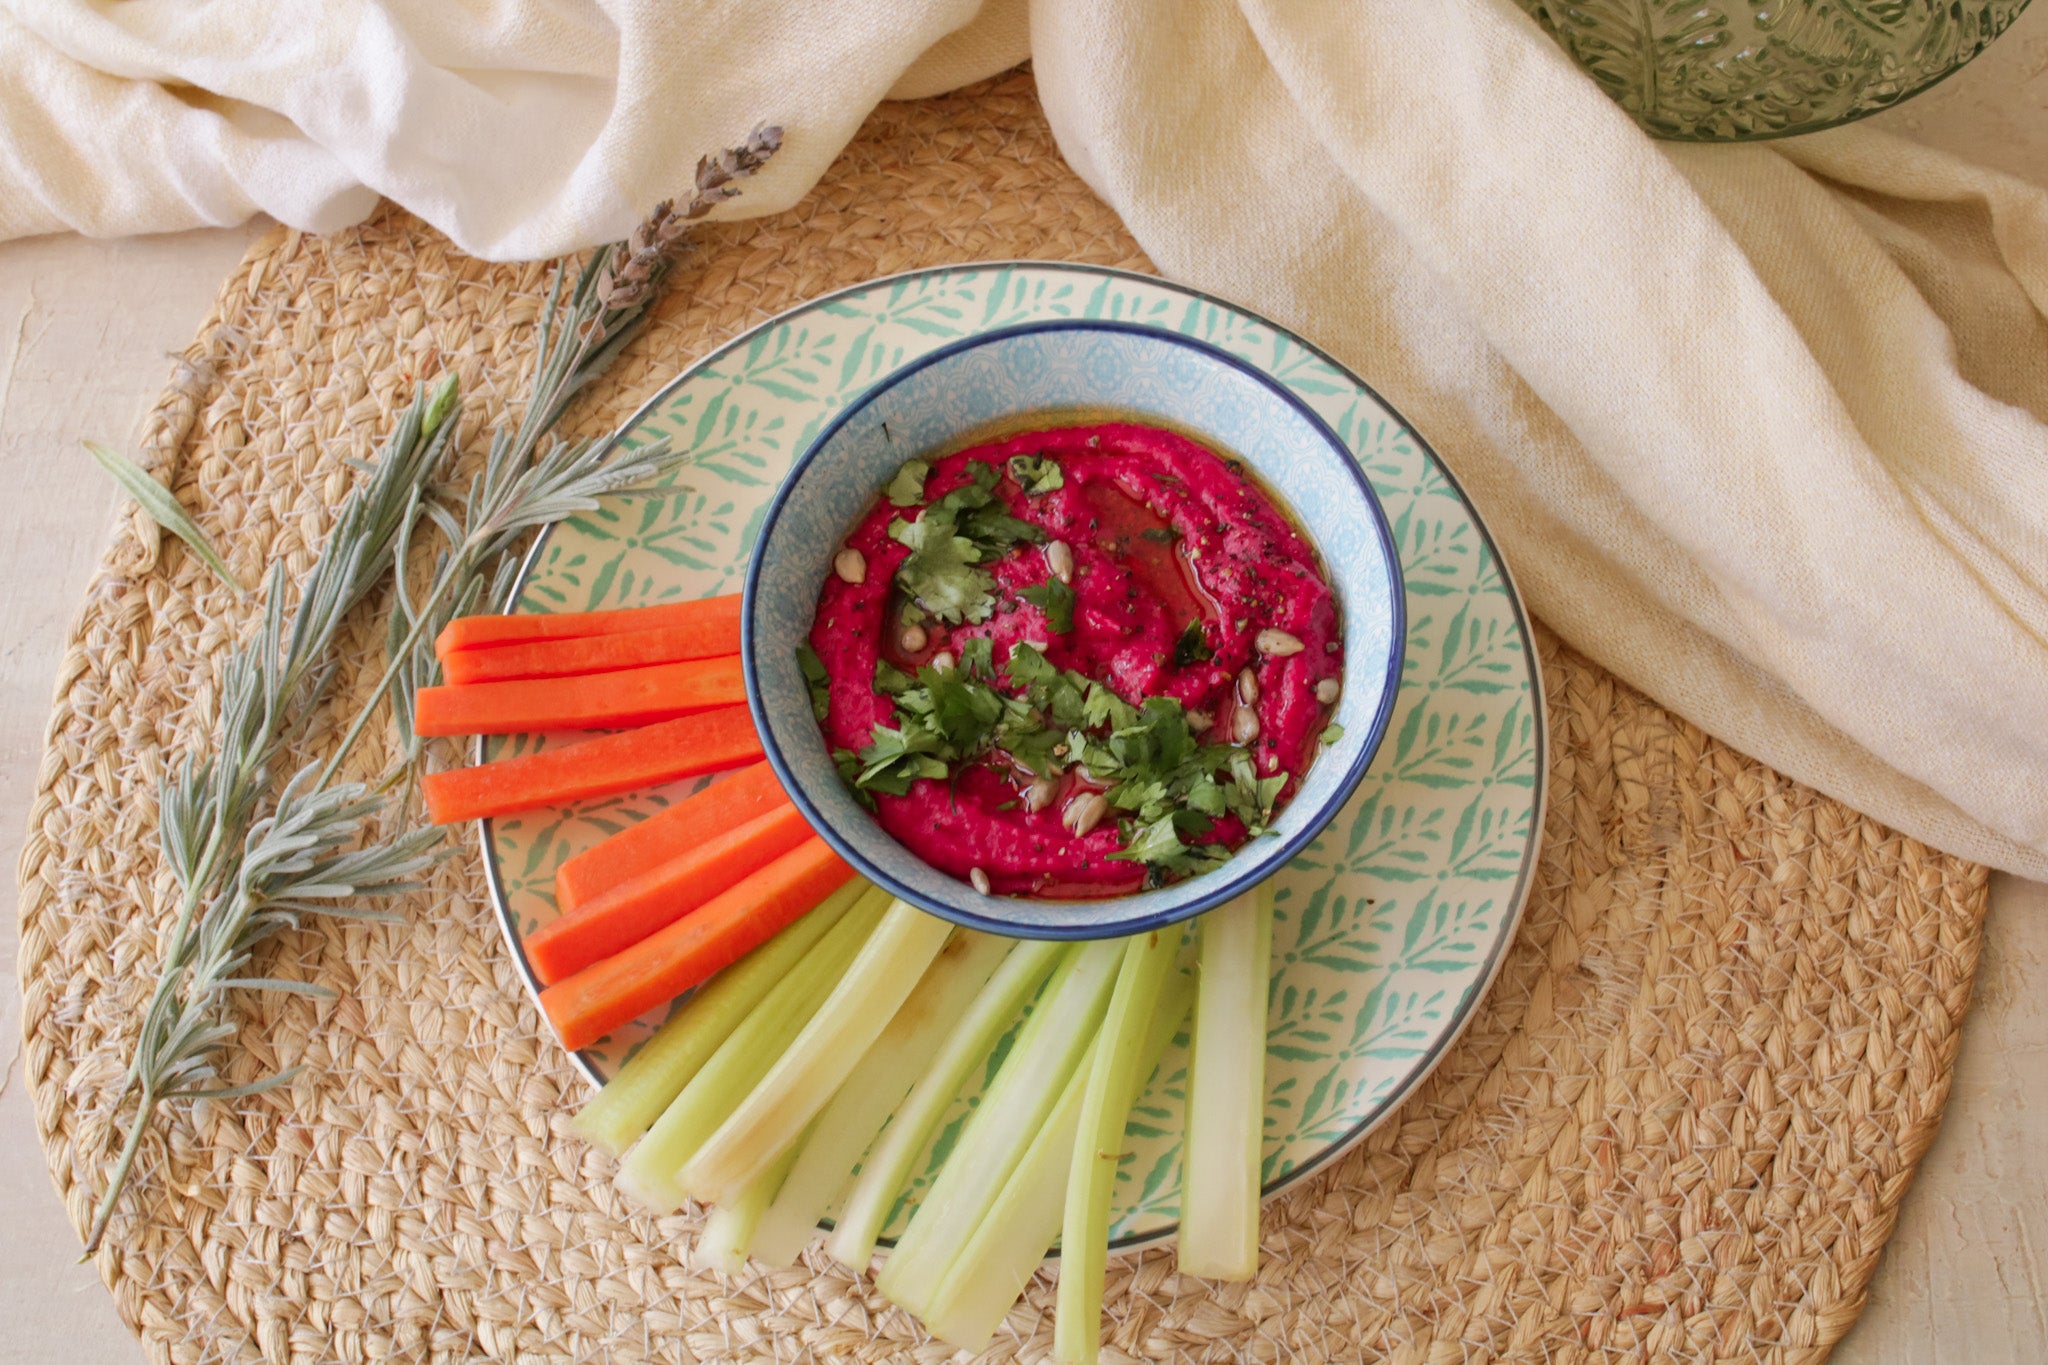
[19,70,1989,1364]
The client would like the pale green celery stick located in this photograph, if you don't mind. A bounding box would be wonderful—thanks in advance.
[1176,883,1274,1281]
[681,897,957,1206]
[1053,927,1185,1364]
[922,960,1195,1352]
[876,938,1125,1319]
[751,929,1012,1267]
[825,937,1065,1271]
[696,1130,807,1275]
[569,877,871,1158]
[615,886,892,1211]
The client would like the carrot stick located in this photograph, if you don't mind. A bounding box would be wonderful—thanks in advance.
[526,802,817,985]
[556,761,791,913]
[421,705,761,824]
[539,838,857,1051]
[442,622,742,685]
[435,594,743,660]
[413,655,745,736]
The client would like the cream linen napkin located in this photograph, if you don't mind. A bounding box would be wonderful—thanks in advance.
[2,0,2042,877]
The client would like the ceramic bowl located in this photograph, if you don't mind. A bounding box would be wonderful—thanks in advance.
[741,319,1404,939]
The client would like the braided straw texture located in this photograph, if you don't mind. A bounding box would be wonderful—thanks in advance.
[18,70,1988,1365]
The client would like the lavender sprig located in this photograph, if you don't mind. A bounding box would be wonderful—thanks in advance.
[81,126,782,1256]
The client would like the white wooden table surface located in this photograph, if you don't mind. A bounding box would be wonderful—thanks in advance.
[3,34,2047,1357]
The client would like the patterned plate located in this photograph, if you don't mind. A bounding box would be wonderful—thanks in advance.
[481,263,1545,1249]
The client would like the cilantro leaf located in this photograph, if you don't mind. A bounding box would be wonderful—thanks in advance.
[1320,722,1345,745]
[1007,454,1064,495]
[832,747,874,807]
[885,459,931,507]
[1111,813,1191,865]
[796,642,830,720]
[1004,641,1058,688]
[959,500,1044,551]
[875,658,918,695]
[890,513,995,624]
[1255,774,1288,816]
[1172,620,1214,668]
[958,635,995,680]
[853,722,951,796]
[1019,575,1076,634]
[885,460,1042,624]
[921,668,1007,751]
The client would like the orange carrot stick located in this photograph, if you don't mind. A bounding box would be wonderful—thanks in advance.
[413,656,745,736]
[539,838,857,1050]
[556,761,791,913]
[435,594,743,660]
[421,705,762,824]
[442,622,742,685]
[525,802,816,986]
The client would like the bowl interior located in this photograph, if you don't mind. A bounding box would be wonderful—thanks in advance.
[746,320,1402,938]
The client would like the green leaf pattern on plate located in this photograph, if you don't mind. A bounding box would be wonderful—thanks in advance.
[483,264,1543,1249]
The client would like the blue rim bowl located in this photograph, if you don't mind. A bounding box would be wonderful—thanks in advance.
[741,319,1405,940]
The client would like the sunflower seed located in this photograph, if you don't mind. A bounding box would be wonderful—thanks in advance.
[969,866,992,895]
[1063,792,1110,836]
[1232,704,1261,745]
[1255,628,1303,657]
[930,650,956,672]
[834,548,867,584]
[899,622,928,653]
[1186,709,1214,733]
[1315,676,1341,705]
[1022,777,1057,812]
[1046,540,1075,583]
[1236,667,1261,706]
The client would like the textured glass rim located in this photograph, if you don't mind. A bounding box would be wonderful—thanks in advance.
[1623,0,2032,142]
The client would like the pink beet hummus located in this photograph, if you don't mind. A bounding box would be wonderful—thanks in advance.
[809,422,1341,899]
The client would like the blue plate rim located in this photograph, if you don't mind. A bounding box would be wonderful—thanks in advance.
[740,315,1406,941]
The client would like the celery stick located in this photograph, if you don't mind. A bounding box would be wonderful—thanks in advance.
[569,877,871,1157]
[825,937,1064,1271]
[876,938,1125,1319]
[1053,927,1184,1364]
[922,961,1195,1352]
[697,1130,807,1275]
[680,898,956,1206]
[751,929,1012,1267]
[615,886,892,1211]
[1176,883,1274,1281]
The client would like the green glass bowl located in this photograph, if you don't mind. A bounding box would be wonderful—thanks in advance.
[1516,0,2031,140]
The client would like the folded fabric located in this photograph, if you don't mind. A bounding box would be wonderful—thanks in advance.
[3,0,2042,877]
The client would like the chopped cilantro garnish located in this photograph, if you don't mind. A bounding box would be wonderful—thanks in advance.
[1007,453,1064,495]
[1018,575,1076,634]
[1171,620,1213,668]
[875,658,918,695]
[850,720,951,796]
[1320,722,1345,745]
[886,461,1045,624]
[796,642,831,720]
[885,458,931,507]
[832,456,1302,885]
[838,646,1290,882]
[1139,526,1177,544]
[889,513,991,624]
[1004,641,1058,688]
